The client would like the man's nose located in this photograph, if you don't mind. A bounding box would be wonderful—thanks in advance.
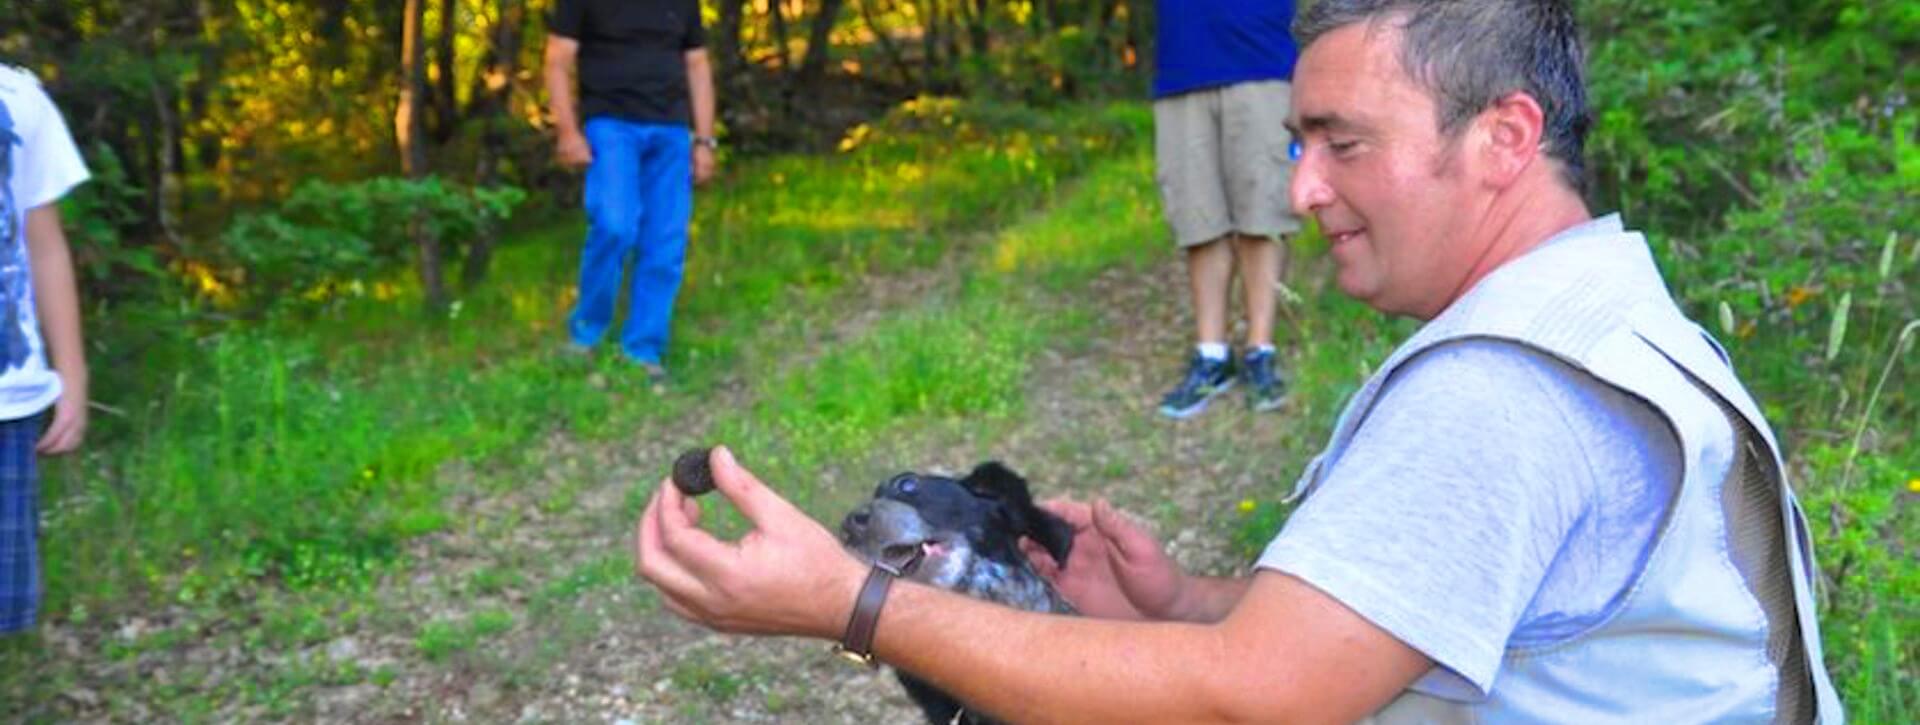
[1289,145,1333,216]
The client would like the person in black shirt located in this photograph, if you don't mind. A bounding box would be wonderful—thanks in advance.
[544,0,716,381]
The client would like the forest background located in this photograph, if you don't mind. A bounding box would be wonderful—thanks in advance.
[0,0,1912,720]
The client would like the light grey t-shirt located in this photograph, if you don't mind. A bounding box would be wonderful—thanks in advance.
[1257,337,1711,698]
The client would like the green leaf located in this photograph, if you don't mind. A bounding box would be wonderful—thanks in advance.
[1825,292,1851,362]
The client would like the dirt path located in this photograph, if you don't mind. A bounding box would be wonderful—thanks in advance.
[337,253,1307,724]
[19,231,1327,723]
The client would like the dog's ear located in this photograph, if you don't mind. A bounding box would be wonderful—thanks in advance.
[963,462,1074,566]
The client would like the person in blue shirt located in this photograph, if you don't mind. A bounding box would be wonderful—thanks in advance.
[1151,1,1302,419]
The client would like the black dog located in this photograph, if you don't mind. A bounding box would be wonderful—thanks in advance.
[839,462,1077,725]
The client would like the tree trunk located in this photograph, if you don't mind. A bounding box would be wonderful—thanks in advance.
[147,72,183,247]
[859,0,916,89]
[715,0,746,79]
[769,0,792,71]
[431,0,460,143]
[941,2,961,71]
[397,0,445,310]
[794,0,846,90]
[965,0,989,56]
[919,0,940,87]
[463,0,524,290]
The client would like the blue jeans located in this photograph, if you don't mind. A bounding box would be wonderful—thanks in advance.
[568,117,693,364]
[0,414,40,633]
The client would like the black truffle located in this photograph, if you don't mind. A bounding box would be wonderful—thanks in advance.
[672,447,716,496]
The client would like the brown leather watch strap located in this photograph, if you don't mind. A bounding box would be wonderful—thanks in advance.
[833,563,899,667]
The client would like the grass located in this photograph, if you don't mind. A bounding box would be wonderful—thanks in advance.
[36,96,1146,619]
[4,95,1912,721]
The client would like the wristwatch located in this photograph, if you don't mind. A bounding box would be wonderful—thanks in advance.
[693,135,720,150]
[831,560,902,667]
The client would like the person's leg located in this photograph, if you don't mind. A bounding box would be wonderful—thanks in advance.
[0,415,41,634]
[1155,89,1238,418]
[620,124,694,367]
[1228,233,1284,349]
[1221,79,1302,411]
[567,118,644,348]
[1221,79,1301,349]
[1186,238,1235,347]
[1157,89,1233,347]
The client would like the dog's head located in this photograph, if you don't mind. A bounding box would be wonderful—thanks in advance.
[839,462,1074,609]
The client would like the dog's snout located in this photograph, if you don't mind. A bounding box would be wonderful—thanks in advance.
[842,504,872,535]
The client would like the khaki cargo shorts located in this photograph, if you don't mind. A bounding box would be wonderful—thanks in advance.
[1154,80,1301,248]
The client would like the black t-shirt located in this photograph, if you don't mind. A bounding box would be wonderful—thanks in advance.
[550,0,706,126]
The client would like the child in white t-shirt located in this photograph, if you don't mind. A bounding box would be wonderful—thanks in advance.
[0,64,91,634]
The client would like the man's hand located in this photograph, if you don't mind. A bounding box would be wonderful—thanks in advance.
[1024,499,1190,620]
[556,129,592,170]
[692,145,715,185]
[36,371,85,455]
[635,446,866,638]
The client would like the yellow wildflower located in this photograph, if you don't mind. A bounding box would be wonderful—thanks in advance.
[1784,285,1816,309]
[1237,499,1258,514]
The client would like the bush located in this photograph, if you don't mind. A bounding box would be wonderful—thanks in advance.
[1584,1,1917,716]
[216,176,525,311]
[60,141,165,299]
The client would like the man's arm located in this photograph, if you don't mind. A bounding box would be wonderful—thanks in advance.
[684,47,716,184]
[638,448,1433,723]
[542,33,591,169]
[877,572,1430,724]
[26,204,86,454]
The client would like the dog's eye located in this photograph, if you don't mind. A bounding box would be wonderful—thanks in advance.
[888,473,918,495]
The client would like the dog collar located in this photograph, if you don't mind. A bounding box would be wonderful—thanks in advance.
[831,560,902,667]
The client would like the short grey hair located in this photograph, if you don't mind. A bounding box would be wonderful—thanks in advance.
[1294,0,1590,192]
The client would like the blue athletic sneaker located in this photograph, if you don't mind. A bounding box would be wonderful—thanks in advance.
[1244,348,1289,412]
[1158,353,1236,419]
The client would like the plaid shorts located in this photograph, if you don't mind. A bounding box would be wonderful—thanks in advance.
[0,414,41,633]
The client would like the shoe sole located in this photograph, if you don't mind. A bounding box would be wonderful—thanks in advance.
[1159,379,1237,419]
[1251,391,1289,413]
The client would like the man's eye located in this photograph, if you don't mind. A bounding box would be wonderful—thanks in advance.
[1330,140,1359,154]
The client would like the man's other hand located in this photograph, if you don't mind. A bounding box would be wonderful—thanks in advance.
[693,145,715,185]
[556,130,592,170]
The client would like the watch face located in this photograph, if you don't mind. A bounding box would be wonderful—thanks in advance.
[831,644,876,668]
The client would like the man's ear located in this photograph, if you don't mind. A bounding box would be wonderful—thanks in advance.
[963,462,1074,565]
[1478,91,1547,188]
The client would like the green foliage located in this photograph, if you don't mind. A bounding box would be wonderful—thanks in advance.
[668,647,755,702]
[416,608,515,662]
[60,141,165,297]
[1583,0,1914,233]
[959,23,1145,104]
[36,97,1141,624]
[215,177,525,311]
[1583,7,1916,713]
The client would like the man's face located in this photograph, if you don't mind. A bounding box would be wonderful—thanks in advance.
[1287,22,1484,319]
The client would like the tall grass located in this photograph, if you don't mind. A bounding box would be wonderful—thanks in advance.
[39,98,1146,621]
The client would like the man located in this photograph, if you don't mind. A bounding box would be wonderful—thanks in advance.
[635,1,1844,721]
[0,64,91,635]
[1151,0,1300,419]
[544,0,717,381]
